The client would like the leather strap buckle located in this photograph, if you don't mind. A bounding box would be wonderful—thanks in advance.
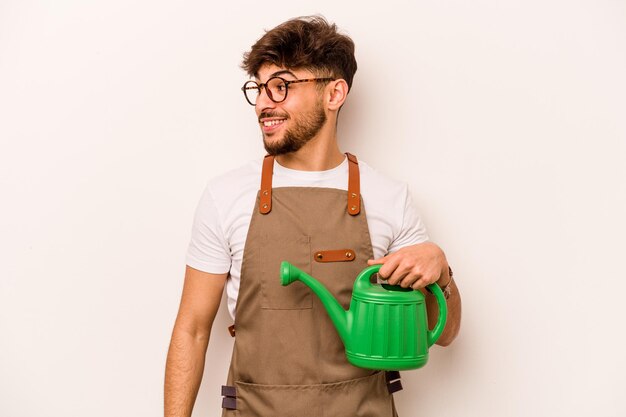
[221,385,237,410]
[385,371,403,394]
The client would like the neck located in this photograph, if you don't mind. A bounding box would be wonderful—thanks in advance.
[275,122,344,171]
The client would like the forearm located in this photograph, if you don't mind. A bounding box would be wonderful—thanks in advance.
[164,328,210,417]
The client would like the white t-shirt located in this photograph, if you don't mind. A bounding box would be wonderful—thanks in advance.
[186,156,430,320]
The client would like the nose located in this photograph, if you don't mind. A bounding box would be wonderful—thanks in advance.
[255,86,275,110]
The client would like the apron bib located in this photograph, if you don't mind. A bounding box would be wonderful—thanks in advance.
[221,154,401,417]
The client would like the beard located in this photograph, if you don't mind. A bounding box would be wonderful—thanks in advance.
[262,100,327,156]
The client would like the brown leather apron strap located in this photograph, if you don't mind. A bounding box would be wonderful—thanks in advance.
[259,153,362,216]
[221,385,237,410]
[345,152,361,215]
[259,154,274,214]
[314,249,356,262]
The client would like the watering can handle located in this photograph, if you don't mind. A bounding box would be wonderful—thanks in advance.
[357,265,447,347]
[425,283,447,347]
[353,264,383,290]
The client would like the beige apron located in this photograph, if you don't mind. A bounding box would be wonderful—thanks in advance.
[221,154,402,417]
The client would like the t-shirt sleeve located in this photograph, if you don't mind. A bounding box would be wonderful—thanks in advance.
[387,185,430,253]
[185,185,232,274]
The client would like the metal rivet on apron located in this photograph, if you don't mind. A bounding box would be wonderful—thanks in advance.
[263,204,268,209]
[350,206,357,211]
[351,192,357,198]
[263,190,269,196]
[346,252,352,258]
[316,253,323,260]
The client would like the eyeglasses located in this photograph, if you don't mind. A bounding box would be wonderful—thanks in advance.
[241,76,335,106]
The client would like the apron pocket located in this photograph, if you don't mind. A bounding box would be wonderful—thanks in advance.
[235,371,394,417]
[260,235,312,310]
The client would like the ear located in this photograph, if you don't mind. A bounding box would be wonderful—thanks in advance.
[326,79,349,111]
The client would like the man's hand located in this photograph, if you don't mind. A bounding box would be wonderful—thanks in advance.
[367,242,450,290]
[369,242,461,346]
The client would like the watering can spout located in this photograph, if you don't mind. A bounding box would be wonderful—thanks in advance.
[280,262,349,344]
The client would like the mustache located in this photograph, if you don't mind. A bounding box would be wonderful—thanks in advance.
[258,112,289,122]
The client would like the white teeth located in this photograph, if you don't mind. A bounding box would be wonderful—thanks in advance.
[263,119,285,127]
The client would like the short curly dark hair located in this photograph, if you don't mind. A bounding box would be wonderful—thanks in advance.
[241,15,358,91]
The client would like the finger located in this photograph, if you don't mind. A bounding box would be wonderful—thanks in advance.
[386,262,414,286]
[411,269,438,290]
[396,269,422,288]
[410,276,428,290]
[367,255,388,266]
[376,256,401,280]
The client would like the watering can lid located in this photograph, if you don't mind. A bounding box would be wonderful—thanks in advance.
[353,283,426,304]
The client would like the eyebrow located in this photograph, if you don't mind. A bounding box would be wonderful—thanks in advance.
[255,69,298,82]
[270,70,296,78]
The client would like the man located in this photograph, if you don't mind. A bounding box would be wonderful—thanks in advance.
[165,16,461,417]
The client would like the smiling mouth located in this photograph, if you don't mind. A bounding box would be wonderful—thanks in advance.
[261,119,286,127]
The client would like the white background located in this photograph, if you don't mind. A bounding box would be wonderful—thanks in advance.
[1,1,625,416]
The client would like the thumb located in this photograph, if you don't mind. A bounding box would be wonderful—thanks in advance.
[367,255,388,266]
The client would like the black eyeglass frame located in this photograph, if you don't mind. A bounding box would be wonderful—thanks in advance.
[241,76,335,106]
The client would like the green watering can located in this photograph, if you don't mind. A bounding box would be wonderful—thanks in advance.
[280,261,447,371]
